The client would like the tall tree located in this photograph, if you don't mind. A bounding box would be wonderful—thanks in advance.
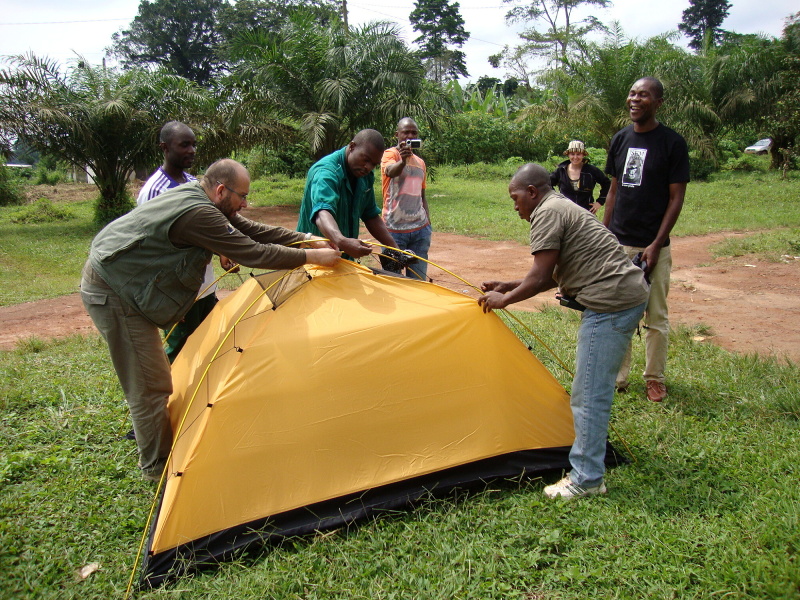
[109,0,227,86]
[492,0,610,77]
[0,55,215,223]
[229,13,447,158]
[517,26,689,150]
[409,0,470,83]
[217,0,338,47]
[678,0,732,52]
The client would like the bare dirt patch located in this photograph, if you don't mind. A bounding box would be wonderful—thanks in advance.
[1,204,798,363]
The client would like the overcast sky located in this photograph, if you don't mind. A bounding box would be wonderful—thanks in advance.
[0,0,796,82]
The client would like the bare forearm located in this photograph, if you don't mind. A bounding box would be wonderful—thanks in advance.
[603,178,617,228]
[383,160,405,178]
[505,272,557,305]
[651,183,686,248]
[313,210,346,246]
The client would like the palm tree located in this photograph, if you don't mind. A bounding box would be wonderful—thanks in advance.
[229,13,447,158]
[0,54,215,224]
[664,34,785,163]
[515,27,689,151]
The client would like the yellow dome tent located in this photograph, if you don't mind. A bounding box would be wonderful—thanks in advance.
[141,261,585,586]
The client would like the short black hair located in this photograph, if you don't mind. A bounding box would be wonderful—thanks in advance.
[512,163,551,191]
[352,129,386,153]
[636,77,664,99]
[396,117,418,130]
[159,121,194,145]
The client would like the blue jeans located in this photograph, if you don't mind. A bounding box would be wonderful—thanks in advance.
[569,301,647,487]
[390,224,431,280]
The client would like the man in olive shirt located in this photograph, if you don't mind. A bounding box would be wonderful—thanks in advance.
[81,159,339,482]
[478,163,648,499]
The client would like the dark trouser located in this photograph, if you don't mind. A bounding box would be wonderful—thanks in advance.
[164,293,218,363]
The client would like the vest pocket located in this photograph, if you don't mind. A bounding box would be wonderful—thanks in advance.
[134,260,205,328]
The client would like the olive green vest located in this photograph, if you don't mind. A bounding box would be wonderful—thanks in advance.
[89,182,214,328]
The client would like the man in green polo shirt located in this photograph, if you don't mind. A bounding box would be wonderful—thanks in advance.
[297,129,396,259]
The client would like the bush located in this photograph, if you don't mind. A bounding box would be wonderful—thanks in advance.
[244,143,314,179]
[586,147,608,168]
[722,153,768,172]
[425,112,550,164]
[717,139,742,164]
[689,150,716,181]
[93,193,135,227]
[0,165,25,206]
[10,198,74,224]
[442,161,521,181]
[33,155,68,185]
[35,167,65,186]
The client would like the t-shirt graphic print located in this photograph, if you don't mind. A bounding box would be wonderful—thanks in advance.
[621,148,647,187]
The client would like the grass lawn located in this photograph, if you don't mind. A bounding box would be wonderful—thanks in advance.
[1,168,800,598]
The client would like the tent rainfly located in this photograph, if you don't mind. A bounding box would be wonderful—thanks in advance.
[140,260,619,587]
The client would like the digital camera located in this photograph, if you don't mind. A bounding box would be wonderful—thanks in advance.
[407,139,422,149]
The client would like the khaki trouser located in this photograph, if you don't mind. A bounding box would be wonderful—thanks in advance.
[616,245,672,386]
[80,261,172,478]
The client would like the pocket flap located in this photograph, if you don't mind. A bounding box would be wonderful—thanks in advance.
[80,290,108,305]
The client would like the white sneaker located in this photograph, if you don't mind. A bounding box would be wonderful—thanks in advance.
[543,476,607,499]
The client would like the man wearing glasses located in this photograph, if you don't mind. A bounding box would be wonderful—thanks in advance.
[81,159,339,483]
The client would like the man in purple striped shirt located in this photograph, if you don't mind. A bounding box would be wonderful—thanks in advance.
[137,121,198,204]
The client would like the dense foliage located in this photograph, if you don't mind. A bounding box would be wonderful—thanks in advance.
[109,0,341,86]
[1,2,798,196]
[229,13,446,158]
[110,0,227,86]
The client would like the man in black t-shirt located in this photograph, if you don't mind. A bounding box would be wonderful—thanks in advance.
[603,77,690,403]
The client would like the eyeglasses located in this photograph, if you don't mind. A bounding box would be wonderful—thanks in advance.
[216,180,248,202]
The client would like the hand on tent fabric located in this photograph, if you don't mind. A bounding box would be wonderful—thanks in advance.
[478,291,509,313]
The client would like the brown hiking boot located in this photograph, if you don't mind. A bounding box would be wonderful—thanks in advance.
[646,380,667,403]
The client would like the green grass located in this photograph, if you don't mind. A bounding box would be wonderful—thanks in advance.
[0,199,96,306]
[673,170,800,237]
[709,228,800,261]
[2,167,800,597]
[2,314,799,599]
[247,175,306,208]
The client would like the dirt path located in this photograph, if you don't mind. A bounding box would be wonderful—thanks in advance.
[2,205,798,363]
